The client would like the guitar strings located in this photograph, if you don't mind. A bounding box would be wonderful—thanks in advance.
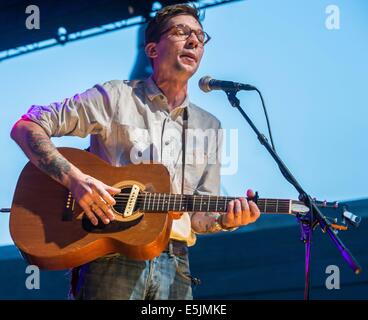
[108,193,290,211]
[113,197,290,206]
[113,194,290,204]
[112,198,291,211]
[110,193,335,210]
[113,198,290,205]
[113,197,290,205]
[112,193,333,207]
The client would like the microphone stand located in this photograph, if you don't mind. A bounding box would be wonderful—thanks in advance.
[225,90,362,300]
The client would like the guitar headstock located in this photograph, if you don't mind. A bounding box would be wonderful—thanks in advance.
[291,199,361,230]
[291,199,340,213]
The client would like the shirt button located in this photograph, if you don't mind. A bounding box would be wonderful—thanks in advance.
[165,141,170,145]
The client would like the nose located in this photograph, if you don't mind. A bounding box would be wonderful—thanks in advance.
[186,31,200,49]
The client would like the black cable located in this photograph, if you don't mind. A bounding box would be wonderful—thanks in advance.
[255,88,276,151]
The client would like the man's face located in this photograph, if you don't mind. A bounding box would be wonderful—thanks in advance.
[151,14,205,79]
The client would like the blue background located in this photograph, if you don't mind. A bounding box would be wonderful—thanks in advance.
[1,0,367,245]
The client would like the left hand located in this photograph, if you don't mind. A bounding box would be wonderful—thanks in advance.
[221,197,261,229]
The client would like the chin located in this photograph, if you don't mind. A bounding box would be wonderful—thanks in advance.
[176,61,197,75]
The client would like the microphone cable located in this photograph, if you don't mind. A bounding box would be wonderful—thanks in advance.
[254,87,276,151]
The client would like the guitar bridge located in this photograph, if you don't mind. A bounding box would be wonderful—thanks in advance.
[123,184,140,217]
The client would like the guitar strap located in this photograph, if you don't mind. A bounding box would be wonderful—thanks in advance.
[179,107,202,286]
[181,107,188,195]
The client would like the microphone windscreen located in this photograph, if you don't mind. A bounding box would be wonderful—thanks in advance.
[198,76,212,92]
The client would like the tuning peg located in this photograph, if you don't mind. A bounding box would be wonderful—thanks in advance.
[246,189,259,203]
[246,189,255,198]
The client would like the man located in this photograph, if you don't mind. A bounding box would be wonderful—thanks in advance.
[11,4,260,299]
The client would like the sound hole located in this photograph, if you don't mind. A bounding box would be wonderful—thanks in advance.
[82,186,143,233]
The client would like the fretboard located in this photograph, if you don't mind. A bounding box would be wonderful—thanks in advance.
[125,193,291,214]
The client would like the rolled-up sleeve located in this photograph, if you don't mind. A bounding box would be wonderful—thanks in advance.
[22,80,120,138]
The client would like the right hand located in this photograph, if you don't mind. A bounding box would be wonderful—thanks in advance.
[68,173,121,226]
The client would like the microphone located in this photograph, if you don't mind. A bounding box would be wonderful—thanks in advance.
[198,76,257,93]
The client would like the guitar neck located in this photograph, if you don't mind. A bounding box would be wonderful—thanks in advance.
[129,193,292,214]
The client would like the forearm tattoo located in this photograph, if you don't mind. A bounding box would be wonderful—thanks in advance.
[192,211,221,234]
[26,131,71,181]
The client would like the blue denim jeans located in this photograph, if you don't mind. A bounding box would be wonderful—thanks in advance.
[74,246,194,300]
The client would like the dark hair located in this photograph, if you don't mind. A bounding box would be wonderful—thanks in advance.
[145,3,203,46]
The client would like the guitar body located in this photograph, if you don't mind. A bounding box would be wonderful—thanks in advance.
[10,148,173,270]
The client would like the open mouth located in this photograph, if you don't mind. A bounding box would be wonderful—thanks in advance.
[180,54,196,63]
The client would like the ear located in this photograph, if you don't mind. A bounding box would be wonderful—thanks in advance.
[145,43,158,59]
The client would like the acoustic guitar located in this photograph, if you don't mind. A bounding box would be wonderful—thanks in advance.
[10,147,338,270]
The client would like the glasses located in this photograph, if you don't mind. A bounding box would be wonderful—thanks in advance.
[160,24,211,45]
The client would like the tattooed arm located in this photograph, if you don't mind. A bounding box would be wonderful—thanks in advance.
[11,119,77,186]
[10,119,119,225]
[191,211,222,234]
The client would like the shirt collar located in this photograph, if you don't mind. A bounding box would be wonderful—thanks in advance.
[144,76,190,111]
[145,76,163,101]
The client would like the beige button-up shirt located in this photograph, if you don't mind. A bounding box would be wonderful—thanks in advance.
[23,77,222,246]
